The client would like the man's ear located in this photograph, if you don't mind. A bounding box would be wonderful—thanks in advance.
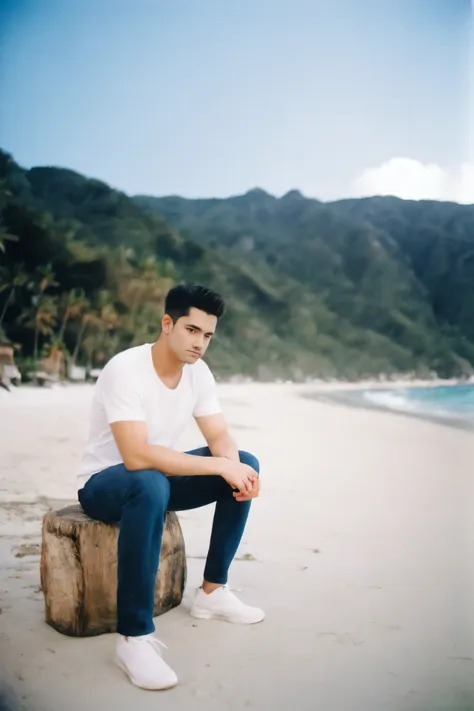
[162,314,173,334]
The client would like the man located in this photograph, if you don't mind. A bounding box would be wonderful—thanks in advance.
[77,284,264,691]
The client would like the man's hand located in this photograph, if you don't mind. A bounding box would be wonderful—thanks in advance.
[233,476,261,502]
[220,460,257,495]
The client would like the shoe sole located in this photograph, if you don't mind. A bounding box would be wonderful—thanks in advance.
[190,607,265,624]
[114,656,178,690]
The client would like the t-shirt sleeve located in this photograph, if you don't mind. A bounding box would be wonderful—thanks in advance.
[193,362,222,418]
[99,361,146,424]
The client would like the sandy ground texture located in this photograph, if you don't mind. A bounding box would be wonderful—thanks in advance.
[0,381,473,711]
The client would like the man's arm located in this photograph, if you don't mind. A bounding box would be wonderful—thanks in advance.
[110,420,255,494]
[192,363,240,461]
[111,420,225,475]
[195,413,240,462]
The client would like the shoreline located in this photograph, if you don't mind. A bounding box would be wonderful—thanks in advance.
[4,377,473,433]
[299,383,474,433]
[2,374,470,393]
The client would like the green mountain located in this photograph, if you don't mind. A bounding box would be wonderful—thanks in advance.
[135,190,474,379]
[1,147,473,381]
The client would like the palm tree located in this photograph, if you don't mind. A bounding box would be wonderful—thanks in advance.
[71,308,95,367]
[73,291,120,368]
[34,263,58,294]
[57,287,89,342]
[24,294,59,366]
[19,264,59,368]
[0,265,30,330]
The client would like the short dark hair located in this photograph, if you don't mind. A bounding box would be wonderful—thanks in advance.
[165,284,225,323]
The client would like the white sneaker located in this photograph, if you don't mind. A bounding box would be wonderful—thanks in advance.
[114,634,178,690]
[190,585,265,624]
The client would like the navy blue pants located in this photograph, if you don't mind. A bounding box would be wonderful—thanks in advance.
[78,447,259,636]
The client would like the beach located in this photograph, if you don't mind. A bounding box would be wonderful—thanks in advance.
[0,381,473,711]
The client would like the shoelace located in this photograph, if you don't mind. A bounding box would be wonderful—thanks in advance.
[130,635,168,655]
[147,637,168,655]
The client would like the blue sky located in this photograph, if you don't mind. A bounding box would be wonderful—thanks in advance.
[0,0,471,201]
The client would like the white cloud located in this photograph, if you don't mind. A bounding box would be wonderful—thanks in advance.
[352,157,474,204]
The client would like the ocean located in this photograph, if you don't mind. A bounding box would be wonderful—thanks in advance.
[362,383,474,429]
[304,383,474,430]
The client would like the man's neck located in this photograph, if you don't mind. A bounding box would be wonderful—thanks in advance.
[151,339,183,388]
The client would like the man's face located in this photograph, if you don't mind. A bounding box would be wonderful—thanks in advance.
[165,307,217,364]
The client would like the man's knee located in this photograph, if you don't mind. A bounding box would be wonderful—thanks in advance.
[129,469,170,508]
[239,450,260,475]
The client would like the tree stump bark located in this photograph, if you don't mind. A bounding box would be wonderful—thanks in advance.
[40,504,186,637]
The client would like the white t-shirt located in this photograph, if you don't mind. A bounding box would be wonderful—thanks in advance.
[78,343,221,487]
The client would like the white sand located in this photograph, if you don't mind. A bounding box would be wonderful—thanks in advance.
[0,382,473,711]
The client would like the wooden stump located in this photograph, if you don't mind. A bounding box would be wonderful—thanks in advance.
[40,504,187,637]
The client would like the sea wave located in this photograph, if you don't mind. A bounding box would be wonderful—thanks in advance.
[363,386,474,425]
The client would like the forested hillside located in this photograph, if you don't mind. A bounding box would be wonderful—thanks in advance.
[1,148,473,381]
[136,189,474,379]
